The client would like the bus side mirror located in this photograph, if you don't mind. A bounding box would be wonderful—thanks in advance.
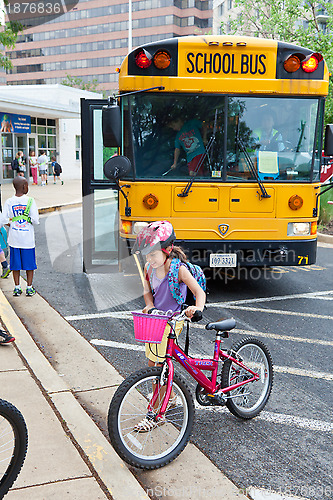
[324,124,333,156]
[102,103,121,147]
[103,155,132,181]
[103,156,133,216]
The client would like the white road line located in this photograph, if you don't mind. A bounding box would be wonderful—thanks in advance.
[208,289,333,307]
[273,366,333,381]
[195,404,333,433]
[213,305,333,320]
[236,329,333,347]
[66,311,132,321]
[70,312,333,346]
[90,339,333,381]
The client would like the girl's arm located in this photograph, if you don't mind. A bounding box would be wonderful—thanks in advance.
[142,263,155,313]
[178,265,206,318]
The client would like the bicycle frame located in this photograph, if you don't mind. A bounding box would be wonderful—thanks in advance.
[149,323,260,417]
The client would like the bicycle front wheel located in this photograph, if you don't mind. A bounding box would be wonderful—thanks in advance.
[221,337,273,419]
[0,399,28,498]
[108,367,194,469]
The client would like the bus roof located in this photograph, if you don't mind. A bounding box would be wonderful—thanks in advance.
[118,35,329,96]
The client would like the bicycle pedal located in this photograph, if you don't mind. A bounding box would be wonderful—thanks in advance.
[207,393,226,406]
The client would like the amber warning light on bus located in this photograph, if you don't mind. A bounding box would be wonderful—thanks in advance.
[135,49,171,70]
[283,52,323,73]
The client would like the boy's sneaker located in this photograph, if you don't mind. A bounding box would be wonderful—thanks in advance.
[0,329,15,344]
[1,267,11,278]
[13,287,22,297]
[26,286,36,297]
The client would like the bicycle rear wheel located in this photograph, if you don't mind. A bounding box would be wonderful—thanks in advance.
[0,399,28,497]
[221,337,273,419]
[108,366,194,469]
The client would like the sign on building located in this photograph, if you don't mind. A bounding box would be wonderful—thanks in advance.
[0,113,31,133]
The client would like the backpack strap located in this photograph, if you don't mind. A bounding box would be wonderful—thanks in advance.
[145,263,154,293]
[12,197,33,223]
[168,258,183,305]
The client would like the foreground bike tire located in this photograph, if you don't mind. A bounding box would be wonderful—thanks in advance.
[221,337,273,419]
[0,399,28,498]
[108,367,194,469]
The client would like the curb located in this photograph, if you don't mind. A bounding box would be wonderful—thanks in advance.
[0,288,150,500]
[317,232,333,244]
[38,201,82,215]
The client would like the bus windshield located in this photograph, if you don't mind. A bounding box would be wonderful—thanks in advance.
[122,94,323,182]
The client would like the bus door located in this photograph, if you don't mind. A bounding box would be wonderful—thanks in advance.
[81,98,120,272]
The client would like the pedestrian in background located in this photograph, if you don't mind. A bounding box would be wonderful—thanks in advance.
[17,151,26,177]
[0,176,39,296]
[51,156,64,185]
[37,150,48,186]
[29,150,38,185]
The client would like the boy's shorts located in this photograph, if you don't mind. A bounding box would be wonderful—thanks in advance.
[188,154,205,175]
[10,247,37,271]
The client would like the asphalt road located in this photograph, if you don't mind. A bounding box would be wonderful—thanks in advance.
[34,208,333,500]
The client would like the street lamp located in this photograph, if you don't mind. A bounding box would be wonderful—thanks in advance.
[128,0,132,53]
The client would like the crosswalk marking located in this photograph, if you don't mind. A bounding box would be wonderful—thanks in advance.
[194,404,333,433]
[208,289,333,307]
[211,304,333,320]
[67,311,333,347]
[90,339,333,381]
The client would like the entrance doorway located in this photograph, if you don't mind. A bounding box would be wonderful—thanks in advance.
[14,135,28,179]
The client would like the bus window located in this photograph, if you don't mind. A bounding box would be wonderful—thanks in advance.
[122,94,321,182]
[122,94,225,180]
[226,97,321,182]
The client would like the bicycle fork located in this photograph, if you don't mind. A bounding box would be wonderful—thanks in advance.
[148,360,174,419]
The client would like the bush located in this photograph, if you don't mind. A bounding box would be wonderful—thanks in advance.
[319,184,333,226]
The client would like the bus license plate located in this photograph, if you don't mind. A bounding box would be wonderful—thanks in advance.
[209,253,237,267]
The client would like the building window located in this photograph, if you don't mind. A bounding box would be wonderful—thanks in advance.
[228,0,232,9]
[219,2,224,16]
[76,135,81,160]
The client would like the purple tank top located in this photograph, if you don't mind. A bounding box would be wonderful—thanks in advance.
[151,267,187,312]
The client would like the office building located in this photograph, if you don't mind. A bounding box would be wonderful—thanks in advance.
[6,0,212,92]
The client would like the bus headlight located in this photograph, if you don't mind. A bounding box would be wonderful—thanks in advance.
[287,222,311,236]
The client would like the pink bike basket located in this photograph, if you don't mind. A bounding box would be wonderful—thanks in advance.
[132,312,170,344]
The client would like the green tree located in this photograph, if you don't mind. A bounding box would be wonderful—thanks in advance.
[61,74,100,92]
[0,1,21,70]
[223,0,333,123]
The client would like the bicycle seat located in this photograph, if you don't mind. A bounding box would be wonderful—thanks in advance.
[205,318,236,332]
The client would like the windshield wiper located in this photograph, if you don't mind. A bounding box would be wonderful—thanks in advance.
[235,121,271,200]
[178,109,218,198]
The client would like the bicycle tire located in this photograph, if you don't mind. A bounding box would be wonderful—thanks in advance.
[108,366,194,469]
[0,399,28,497]
[221,337,273,419]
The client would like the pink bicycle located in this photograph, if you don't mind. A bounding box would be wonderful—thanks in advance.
[108,308,273,469]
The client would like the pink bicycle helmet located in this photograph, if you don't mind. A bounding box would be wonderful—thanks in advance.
[133,220,176,255]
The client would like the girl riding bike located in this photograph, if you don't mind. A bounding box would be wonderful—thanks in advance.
[132,220,206,431]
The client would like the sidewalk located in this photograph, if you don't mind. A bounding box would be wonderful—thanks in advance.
[1,179,82,212]
[0,180,246,499]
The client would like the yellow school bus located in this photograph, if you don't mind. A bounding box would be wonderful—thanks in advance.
[103,35,332,269]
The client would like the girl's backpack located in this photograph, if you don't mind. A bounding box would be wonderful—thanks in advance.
[146,258,206,306]
[11,158,18,171]
[0,227,8,257]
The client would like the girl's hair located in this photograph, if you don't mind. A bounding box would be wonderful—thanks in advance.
[168,245,187,263]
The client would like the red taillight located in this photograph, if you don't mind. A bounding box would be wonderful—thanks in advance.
[135,50,152,69]
[301,52,323,73]
[283,52,323,74]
